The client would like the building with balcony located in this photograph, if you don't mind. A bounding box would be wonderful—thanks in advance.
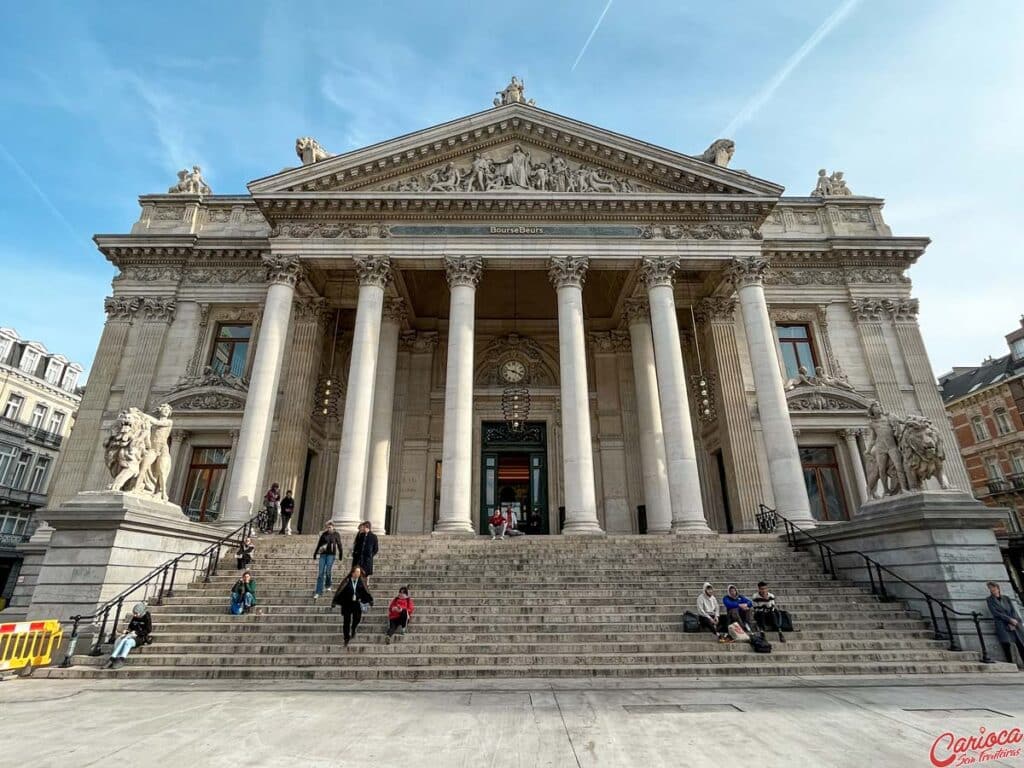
[940,315,1024,595]
[0,327,82,607]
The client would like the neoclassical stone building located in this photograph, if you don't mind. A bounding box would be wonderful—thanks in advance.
[46,86,969,539]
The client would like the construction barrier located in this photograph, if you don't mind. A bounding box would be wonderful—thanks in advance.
[0,620,64,672]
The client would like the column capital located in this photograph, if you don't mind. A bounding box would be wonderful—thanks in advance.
[354,256,392,288]
[382,297,408,324]
[639,257,680,289]
[293,296,329,325]
[693,296,736,324]
[444,256,483,288]
[263,254,304,287]
[836,428,863,440]
[622,297,650,326]
[588,331,630,353]
[887,297,919,322]
[139,296,177,323]
[849,297,888,322]
[725,256,771,288]
[548,256,589,289]
[400,330,439,352]
[104,296,141,322]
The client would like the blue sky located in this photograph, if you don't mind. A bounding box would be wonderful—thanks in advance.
[1,1,1021,379]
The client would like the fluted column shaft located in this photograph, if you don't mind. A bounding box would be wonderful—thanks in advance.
[624,299,672,534]
[435,258,482,534]
[121,297,177,408]
[331,258,391,533]
[363,299,405,535]
[550,258,602,535]
[641,259,710,533]
[850,299,904,415]
[222,256,302,524]
[728,257,814,526]
[840,429,869,505]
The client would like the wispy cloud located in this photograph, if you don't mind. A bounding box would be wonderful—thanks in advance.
[719,0,861,137]
[571,0,614,72]
[0,142,83,244]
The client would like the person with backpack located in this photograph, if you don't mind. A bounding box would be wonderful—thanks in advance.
[312,521,343,600]
[279,489,296,535]
[385,586,415,644]
[351,521,380,586]
[723,584,755,633]
[230,570,257,615]
[696,582,730,643]
[753,581,786,643]
[103,602,152,669]
[332,565,373,647]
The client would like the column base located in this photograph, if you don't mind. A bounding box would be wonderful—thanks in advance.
[671,520,714,534]
[332,520,361,535]
[645,525,673,535]
[778,509,817,528]
[432,521,475,535]
[561,519,606,536]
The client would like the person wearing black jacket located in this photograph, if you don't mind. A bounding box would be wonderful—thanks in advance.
[313,522,343,600]
[279,490,296,535]
[332,565,374,647]
[104,602,152,669]
[351,521,380,585]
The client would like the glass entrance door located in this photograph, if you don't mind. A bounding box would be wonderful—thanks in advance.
[480,421,549,534]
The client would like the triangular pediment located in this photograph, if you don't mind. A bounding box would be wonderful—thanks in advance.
[249,104,783,198]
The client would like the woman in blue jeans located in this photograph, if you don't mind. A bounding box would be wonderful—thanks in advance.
[104,602,152,669]
[313,521,343,599]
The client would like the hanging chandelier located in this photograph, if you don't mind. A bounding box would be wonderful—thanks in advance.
[689,306,717,423]
[313,310,342,420]
[502,275,530,431]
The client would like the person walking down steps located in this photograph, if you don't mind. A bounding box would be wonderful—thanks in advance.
[332,565,373,647]
[313,521,343,600]
[279,489,295,535]
[352,521,379,586]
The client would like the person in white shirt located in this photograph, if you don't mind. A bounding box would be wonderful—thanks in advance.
[696,582,731,643]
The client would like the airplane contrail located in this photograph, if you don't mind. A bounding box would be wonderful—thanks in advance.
[571,0,614,72]
[0,142,83,243]
[720,0,861,137]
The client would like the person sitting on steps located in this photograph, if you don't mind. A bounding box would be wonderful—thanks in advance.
[697,582,731,643]
[385,586,415,644]
[236,535,254,571]
[723,584,755,633]
[230,570,257,615]
[104,602,152,669]
[332,565,373,648]
[752,581,786,643]
[488,508,507,540]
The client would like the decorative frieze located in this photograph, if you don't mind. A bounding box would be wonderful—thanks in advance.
[114,265,182,283]
[639,257,680,289]
[263,255,303,287]
[724,256,771,288]
[443,256,483,288]
[184,265,266,284]
[640,223,762,241]
[172,393,245,411]
[269,222,390,239]
[354,256,392,288]
[548,257,589,289]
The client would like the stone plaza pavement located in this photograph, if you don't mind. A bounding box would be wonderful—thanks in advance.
[2,675,1023,767]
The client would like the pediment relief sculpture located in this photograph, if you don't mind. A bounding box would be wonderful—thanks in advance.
[377,144,651,194]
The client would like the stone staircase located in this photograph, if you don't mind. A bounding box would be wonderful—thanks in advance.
[39,534,1018,680]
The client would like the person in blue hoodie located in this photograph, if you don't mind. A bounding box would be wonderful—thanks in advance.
[723,584,755,633]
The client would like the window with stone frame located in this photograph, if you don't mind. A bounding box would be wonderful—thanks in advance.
[181,447,232,523]
[10,451,32,489]
[3,394,24,421]
[61,368,79,392]
[43,359,63,385]
[1011,453,1024,476]
[971,416,990,442]
[776,323,819,379]
[29,403,47,429]
[985,457,1004,480]
[28,455,51,494]
[0,509,31,536]
[47,411,66,435]
[19,348,40,375]
[208,323,252,378]
[799,446,850,522]
[0,338,11,365]
[993,407,1013,436]
[0,445,18,486]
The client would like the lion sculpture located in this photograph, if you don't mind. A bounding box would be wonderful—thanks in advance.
[295,137,333,165]
[103,404,174,500]
[896,414,951,492]
[697,139,735,168]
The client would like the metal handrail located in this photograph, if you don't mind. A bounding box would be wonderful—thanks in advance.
[756,503,996,664]
[59,507,268,667]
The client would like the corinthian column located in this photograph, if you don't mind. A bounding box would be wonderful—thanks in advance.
[549,257,602,535]
[47,296,140,507]
[435,257,482,535]
[265,297,327,508]
[726,256,813,526]
[363,297,406,535]
[331,257,391,533]
[222,255,302,524]
[623,298,672,534]
[640,258,709,533]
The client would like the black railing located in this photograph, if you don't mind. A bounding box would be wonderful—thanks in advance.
[60,507,268,667]
[757,503,996,664]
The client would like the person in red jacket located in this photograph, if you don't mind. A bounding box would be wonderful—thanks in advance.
[385,586,415,644]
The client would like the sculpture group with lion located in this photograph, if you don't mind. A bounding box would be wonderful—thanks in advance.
[104,404,174,501]
[863,401,951,498]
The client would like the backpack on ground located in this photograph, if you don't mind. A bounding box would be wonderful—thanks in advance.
[682,611,701,633]
[750,632,772,654]
[779,610,794,632]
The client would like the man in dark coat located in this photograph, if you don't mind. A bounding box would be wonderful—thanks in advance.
[351,521,380,585]
[332,565,373,646]
[987,581,1024,665]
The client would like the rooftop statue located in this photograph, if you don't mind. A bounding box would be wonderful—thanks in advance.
[812,168,854,197]
[493,75,536,107]
[697,139,735,168]
[296,136,333,165]
[167,165,212,195]
[104,404,175,502]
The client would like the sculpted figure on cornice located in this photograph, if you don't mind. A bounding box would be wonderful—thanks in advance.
[640,223,762,241]
[173,365,249,394]
[168,165,211,195]
[380,145,649,194]
[784,363,856,393]
[695,139,735,168]
[270,222,391,239]
[493,76,535,107]
[811,169,853,197]
[296,137,334,165]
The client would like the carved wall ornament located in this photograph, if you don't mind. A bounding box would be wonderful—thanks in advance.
[548,257,589,289]
[400,330,439,353]
[588,331,630,353]
[887,298,920,322]
[640,223,762,241]
[724,256,771,288]
[171,366,249,395]
[493,75,535,107]
[184,265,266,284]
[269,222,390,239]
[475,333,556,387]
[787,393,863,412]
[693,297,737,324]
[296,136,334,165]
[171,393,246,411]
[352,256,392,288]
[639,257,681,289]
[104,296,141,322]
[167,166,211,195]
[622,297,651,326]
[262,255,303,287]
[845,268,910,285]
[104,404,175,501]
[811,169,853,197]
[139,297,177,323]
[839,207,871,223]
[153,205,189,222]
[763,268,845,286]
[783,363,857,394]
[849,298,889,322]
[695,139,735,168]
[443,256,483,288]
[292,297,329,325]
[382,297,408,324]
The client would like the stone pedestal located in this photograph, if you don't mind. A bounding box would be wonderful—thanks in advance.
[812,491,1012,654]
[24,492,225,625]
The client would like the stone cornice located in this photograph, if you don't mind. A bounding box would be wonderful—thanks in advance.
[548,256,589,289]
